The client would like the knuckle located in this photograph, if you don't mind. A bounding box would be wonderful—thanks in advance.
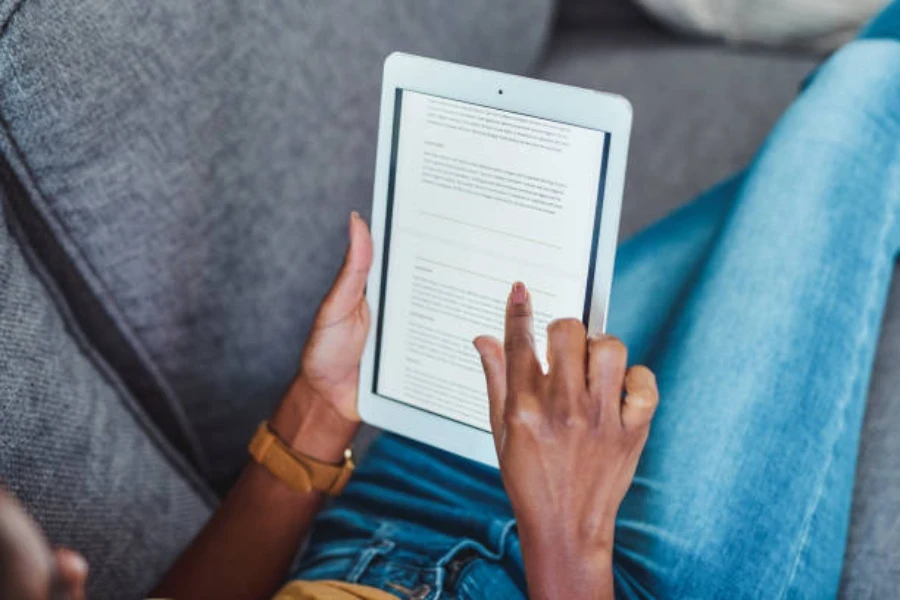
[627,366,660,405]
[504,331,533,353]
[503,410,524,429]
[590,335,628,364]
[630,364,657,385]
[509,302,533,318]
[628,391,657,414]
[503,405,542,432]
[547,318,586,340]
[624,396,658,432]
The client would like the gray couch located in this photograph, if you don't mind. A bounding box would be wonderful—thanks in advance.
[0,1,896,598]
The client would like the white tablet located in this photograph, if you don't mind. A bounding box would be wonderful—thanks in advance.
[358,53,632,467]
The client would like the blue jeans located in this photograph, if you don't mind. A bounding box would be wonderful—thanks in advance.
[293,6,900,598]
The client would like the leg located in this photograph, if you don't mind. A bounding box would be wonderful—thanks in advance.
[293,8,900,597]
[612,34,900,600]
[608,175,740,365]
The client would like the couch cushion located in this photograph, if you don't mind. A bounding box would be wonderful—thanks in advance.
[0,190,213,597]
[537,30,900,597]
[633,0,887,51]
[0,0,556,490]
[537,30,820,236]
[841,272,900,598]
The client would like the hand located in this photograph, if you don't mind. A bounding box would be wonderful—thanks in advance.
[156,216,373,597]
[0,486,89,600]
[298,211,373,421]
[473,282,659,599]
[270,212,373,460]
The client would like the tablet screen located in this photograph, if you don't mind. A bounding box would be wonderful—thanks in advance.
[373,89,611,432]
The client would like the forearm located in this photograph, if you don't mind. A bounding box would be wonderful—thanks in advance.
[152,379,358,600]
[152,461,325,600]
[519,525,615,600]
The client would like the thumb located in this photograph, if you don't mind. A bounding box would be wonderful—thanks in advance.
[317,212,373,325]
[474,335,506,454]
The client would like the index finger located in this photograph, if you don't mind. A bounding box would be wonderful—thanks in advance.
[504,282,541,397]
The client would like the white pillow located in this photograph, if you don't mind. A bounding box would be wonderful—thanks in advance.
[634,0,888,50]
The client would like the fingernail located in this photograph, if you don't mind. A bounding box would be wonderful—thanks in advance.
[350,210,360,221]
[510,282,527,305]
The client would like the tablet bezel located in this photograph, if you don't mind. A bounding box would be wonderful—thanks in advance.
[358,52,632,467]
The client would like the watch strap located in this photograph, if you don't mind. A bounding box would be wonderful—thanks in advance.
[248,421,355,496]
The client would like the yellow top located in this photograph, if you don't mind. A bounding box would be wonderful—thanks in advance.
[273,580,397,600]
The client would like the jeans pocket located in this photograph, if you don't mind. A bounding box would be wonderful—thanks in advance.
[295,518,516,599]
[293,539,375,582]
[293,521,407,584]
[451,557,525,600]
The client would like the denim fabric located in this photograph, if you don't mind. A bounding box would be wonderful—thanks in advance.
[296,435,521,599]
[293,7,900,598]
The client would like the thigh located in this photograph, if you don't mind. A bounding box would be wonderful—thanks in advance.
[295,434,526,598]
[611,39,900,599]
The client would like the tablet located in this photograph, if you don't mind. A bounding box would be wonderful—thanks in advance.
[358,53,632,467]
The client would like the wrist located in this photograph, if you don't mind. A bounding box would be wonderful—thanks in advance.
[518,524,615,600]
[269,377,359,463]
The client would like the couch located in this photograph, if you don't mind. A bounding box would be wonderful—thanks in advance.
[0,0,896,597]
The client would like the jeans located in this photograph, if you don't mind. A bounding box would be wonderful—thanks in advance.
[292,6,900,598]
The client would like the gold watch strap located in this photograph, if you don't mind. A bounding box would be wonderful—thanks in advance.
[248,421,355,496]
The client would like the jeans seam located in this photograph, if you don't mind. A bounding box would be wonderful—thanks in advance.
[346,537,396,583]
[434,521,519,600]
[777,162,899,598]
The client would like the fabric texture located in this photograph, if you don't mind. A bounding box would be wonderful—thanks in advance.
[0,0,556,491]
[293,27,900,597]
[0,193,214,598]
[634,0,888,50]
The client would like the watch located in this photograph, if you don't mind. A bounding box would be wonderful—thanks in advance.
[248,421,355,496]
